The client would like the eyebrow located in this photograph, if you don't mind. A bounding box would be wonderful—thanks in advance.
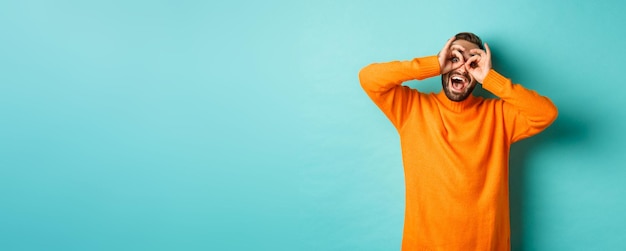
[453,49,478,58]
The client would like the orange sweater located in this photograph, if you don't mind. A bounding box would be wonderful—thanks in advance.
[359,56,557,250]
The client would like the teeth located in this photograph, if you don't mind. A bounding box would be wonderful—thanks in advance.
[451,76,465,84]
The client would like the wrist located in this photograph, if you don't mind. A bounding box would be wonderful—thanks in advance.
[415,55,442,79]
[481,69,506,91]
[478,71,488,83]
[437,54,445,73]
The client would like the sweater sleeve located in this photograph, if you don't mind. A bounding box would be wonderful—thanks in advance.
[482,69,558,142]
[359,56,441,129]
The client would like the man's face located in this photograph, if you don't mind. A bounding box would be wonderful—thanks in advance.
[441,39,481,102]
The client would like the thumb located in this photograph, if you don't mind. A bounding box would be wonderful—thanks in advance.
[465,55,480,69]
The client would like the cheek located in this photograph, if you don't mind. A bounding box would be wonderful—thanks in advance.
[441,74,449,83]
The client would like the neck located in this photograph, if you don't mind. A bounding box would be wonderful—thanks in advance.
[435,91,480,112]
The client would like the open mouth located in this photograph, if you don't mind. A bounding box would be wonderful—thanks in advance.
[450,75,469,93]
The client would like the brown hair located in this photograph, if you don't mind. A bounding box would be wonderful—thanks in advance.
[454,32,484,50]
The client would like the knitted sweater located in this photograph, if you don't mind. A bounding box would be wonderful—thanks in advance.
[359,55,557,250]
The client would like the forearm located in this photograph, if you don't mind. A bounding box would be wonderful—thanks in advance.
[359,56,441,95]
[359,56,440,128]
[482,69,558,138]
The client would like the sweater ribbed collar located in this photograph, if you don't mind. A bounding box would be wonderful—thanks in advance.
[435,91,481,113]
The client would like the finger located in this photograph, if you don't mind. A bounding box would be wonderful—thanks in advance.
[443,36,456,50]
[484,43,491,58]
[465,55,481,68]
[469,48,486,57]
[466,54,480,63]
[450,44,465,53]
[439,36,456,57]
[451,50,464,64]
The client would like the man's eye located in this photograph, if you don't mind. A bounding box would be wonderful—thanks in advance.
[451,57,459,63]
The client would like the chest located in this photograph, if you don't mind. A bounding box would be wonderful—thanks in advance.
[402,104,506,150]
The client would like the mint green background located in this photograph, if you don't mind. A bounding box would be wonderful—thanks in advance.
[1,0,625,250]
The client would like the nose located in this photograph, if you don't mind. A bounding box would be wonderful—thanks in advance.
[455,64,467,73]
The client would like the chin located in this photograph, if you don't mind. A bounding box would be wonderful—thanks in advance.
[445,92,470,102]
[442,81,476,102]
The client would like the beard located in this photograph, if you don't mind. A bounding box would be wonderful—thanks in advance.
[441,72,477,102]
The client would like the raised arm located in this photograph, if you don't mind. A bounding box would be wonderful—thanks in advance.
[465,43,558,142]
[484,70,558,142]
[358,56,440,128]
[359,37,465,128]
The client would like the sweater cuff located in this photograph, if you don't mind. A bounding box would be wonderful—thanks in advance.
[482,69,508,93]
[412,55,441,80]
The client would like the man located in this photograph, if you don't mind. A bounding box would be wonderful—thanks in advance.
[359,32,557,250]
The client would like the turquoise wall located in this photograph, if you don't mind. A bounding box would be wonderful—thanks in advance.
[2,0,625,250]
